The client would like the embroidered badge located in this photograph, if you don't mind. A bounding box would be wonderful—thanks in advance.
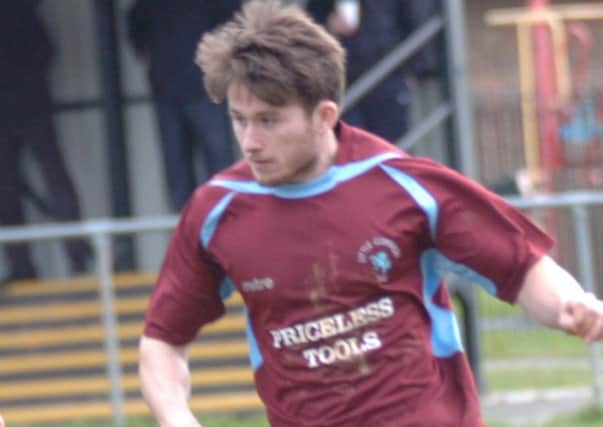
[357,236,401,283]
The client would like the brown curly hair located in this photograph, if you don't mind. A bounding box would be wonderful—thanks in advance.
[196,0,346,113]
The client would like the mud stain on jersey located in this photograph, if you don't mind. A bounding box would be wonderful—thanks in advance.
[307,246,341,308]
[307,262,327,308]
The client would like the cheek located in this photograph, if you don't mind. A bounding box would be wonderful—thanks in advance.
[287,139,315,165]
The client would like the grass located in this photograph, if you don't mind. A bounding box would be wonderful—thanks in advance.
[488,405,603,427]
[13,414,270,427]
[197,414,269,427]
[543,405,603,427]
[482,328,590,359]
[450,288,603,392]
[487,365,592,391]
[10,406,603,427]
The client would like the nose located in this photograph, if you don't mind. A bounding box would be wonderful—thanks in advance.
[239,123,263,154]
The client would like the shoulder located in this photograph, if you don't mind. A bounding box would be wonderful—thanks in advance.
[211,158,253,182]
[336,121,407,162]
[182,160,252,227]
[384,156,460,177]
[336,122,481,195]
[383,155,474,185]
[378,156,499,212]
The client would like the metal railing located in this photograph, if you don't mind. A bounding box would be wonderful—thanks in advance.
[0,216,177,427]
[2,191,603,424]
[505,191,603,406]
[341,2,477,175]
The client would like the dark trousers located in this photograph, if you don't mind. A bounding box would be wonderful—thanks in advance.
[343,76,410,143]
[155,98,234,210]
[0,114,90,278]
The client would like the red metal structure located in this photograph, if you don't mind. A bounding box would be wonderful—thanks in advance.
[530,0,563,182]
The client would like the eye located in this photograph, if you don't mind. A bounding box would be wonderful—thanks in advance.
[231,115,247,127]
[259,116,277,127]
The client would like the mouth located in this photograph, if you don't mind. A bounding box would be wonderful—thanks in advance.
[249,158,273,168]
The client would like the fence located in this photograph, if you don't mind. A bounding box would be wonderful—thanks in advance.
[1,191,603,425]
[502,191,603,403]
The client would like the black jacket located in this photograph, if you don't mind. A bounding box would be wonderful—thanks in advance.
[305,0,438,84]
[0,0,54,127]
[127,0,241,103]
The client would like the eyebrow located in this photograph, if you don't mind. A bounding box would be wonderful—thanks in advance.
[229,108,280,117]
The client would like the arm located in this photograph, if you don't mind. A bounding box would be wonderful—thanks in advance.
[139,336,202,427]
[517,255,603,342]
[0,413,5,427]
[126,0,151,59]
[398,0,439,79]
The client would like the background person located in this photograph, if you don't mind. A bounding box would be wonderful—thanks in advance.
[139,2,603,426]
[487,168,550,197]
[0,0,91,286]
[305,0,438,142]
[127,0,241,211]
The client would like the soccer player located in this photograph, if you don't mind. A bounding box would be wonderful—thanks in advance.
[138,1,603,426]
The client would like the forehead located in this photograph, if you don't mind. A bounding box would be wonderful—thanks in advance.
[227,81,302,115]
[227,82,270,109]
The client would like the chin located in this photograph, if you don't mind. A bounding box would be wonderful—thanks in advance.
[256,177,283,186]
[253,173,277,186]
[253,172,289,186]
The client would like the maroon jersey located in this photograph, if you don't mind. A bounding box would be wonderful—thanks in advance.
[144,121,553,426]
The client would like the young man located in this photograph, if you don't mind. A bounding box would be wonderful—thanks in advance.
[139,1,603,426]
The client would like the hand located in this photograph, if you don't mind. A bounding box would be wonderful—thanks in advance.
[559,293,603,342]
[515,168,550,196]
[327,11,357,36]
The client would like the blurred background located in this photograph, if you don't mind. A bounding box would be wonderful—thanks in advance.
[2,0,603,426]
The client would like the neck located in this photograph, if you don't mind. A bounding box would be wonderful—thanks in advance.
[290,127,338,184]
[315,128,339,175]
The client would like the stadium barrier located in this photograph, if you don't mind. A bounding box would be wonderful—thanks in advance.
[0,217,262,425]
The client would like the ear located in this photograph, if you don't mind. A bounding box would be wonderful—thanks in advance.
[313,100,339,134]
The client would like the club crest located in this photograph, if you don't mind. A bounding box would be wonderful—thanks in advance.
[356,236,401,283]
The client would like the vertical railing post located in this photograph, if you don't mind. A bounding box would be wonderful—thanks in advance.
[93,0,136,270]
[442,0,479,179]
[572,204,603,406]
[93,232,126,425]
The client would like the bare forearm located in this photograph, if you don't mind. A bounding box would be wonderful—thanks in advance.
[517,256,581,328]
[517,255,603,341]
[139,336,201,427]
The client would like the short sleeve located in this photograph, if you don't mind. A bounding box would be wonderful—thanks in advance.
[143,193,227,345]
[394,158,554,303]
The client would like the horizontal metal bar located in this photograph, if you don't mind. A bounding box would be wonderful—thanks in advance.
[3,192,603,245]
[0,216,178,244]
[342,14,445,112]
[53,95,152,114]
[398,101,452,150]
[504,191,603,209]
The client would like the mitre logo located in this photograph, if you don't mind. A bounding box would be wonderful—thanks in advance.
[242,277,274,292]
[356,236,401,283]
